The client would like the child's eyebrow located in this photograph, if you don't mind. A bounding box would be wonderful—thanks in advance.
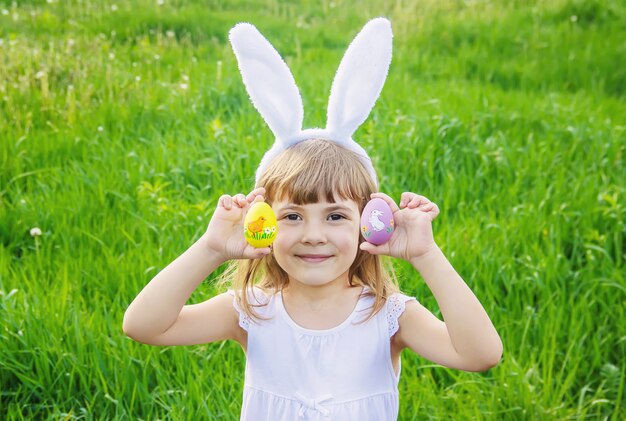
[277,204,353,213]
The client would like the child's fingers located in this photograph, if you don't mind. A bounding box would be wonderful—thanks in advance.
[370,192,400,213]
[399,192,415,208]
[233,194,247,207]
[428,203,440,218]
[218,194,233,210]
[400,192,431,208]
[247,192,266,204]
[247,187,266,202]
[407,194,430,208]
[218,192,260,210]
[416,202,440,220]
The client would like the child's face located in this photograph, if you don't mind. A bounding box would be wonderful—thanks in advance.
[271,197,361,288]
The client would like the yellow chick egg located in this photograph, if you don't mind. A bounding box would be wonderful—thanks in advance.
[244,202,278,248]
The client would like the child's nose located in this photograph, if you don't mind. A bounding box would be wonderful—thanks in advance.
[301,221,327,244]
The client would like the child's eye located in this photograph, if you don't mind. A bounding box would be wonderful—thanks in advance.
[284,214,301,221]
[328,213,347,221]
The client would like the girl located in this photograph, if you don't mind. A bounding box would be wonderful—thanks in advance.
[123,19,502,420]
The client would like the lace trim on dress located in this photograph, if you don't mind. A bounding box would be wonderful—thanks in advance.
[386,294,416,337]
[227,290,251,331]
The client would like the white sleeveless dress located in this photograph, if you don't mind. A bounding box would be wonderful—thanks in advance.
[228,287,416,421]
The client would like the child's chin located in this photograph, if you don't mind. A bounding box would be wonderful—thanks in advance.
[290,277,334,287]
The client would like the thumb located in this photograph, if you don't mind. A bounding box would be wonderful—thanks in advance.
[359,241,389,256]
[244,245,272,260]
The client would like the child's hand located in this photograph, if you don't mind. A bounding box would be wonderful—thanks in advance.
[202,187,272,262]
[359,192,440,261]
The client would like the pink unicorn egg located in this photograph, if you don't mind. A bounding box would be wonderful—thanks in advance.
[360,198,395,245]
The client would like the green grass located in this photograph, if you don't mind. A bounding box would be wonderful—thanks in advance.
[1,0,625,419]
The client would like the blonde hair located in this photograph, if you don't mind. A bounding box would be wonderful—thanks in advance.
[219,139,399,322]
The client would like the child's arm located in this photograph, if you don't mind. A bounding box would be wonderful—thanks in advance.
[360,192,503,372]
[399,246,502,371]
[122,188,270,346]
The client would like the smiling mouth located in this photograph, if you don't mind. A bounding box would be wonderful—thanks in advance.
[296,255,332,263]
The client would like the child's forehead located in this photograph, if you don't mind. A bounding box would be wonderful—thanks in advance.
[273,196,360,211]
[276,189,357,202]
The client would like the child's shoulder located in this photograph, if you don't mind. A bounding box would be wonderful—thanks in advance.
[383,290,418,337]
[359,287,417,326]
[362,286,416,309]
[385,291,417,308]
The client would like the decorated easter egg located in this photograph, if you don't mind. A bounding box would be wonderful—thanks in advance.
[360,198,395,245]
[244,202,278,248]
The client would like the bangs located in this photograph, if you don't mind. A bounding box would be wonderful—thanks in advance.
[258,140,376,207]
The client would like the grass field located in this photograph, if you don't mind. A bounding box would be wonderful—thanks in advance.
[1,0,625,419]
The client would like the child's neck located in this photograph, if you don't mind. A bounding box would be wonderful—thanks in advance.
[283,274,353,305]
[281,276,364,330]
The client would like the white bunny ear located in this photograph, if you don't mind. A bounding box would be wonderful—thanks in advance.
[229,23,304,143]
[326,17,392,142]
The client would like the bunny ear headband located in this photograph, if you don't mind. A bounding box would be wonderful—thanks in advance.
[229,17,393,188]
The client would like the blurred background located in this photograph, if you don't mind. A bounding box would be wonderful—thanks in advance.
[1,0,624,419]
